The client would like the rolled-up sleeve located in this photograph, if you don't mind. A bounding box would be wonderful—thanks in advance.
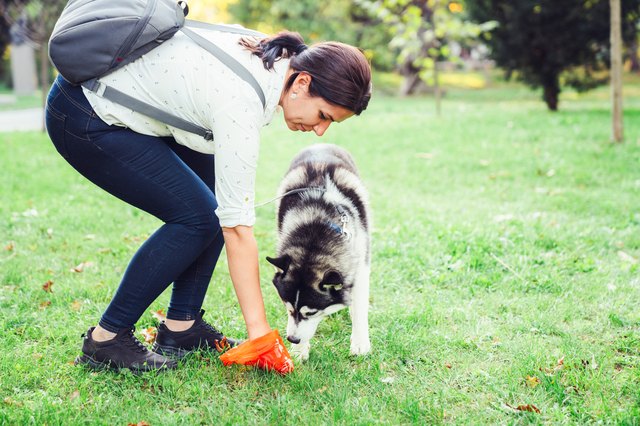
[212,108,261,228]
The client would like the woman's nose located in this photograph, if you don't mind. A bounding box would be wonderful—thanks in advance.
[313,121,331,136]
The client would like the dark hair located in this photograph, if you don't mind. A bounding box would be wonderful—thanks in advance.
[240,32,372,115]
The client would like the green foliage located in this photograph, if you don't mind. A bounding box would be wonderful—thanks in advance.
[466,0,640,110]
[228,0,395,70]
[2,75,640,422]
[356,0,496,94]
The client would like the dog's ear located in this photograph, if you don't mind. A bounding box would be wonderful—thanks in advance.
[266,254,291,275]
[320,270,343,291]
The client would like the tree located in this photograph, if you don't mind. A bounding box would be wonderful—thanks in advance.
[357,0,496,101]
[611,0,623,142]
[467,0,640,111]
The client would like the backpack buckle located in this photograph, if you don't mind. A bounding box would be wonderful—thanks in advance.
[178,1,189,17]
[204,130,214,141]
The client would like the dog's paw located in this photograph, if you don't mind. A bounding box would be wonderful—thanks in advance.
[350,338,371,356]
[290,341,310,361]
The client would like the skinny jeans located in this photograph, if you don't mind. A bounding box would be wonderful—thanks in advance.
[45,76,224,332]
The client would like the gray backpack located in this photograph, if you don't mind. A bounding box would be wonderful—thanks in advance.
[49,0,266,141]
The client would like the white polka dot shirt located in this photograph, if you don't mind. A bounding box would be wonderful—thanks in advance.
[83,27,290,228]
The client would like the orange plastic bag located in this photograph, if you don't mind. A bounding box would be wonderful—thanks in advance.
[219,329,294,375]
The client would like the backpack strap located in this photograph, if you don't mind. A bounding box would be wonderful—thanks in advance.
[181,22,267,108]
[83,79,214,141]
[184,20,265,38]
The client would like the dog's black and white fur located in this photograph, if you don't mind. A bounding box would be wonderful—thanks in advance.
[267,144,371,360]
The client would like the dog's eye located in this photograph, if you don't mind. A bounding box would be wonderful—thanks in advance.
[304,309,319,318]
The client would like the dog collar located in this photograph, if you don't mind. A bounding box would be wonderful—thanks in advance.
[326,205,351,240]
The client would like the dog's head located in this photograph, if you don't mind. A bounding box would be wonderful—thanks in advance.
[267,224,357,344]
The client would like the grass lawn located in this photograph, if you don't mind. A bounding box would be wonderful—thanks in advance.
[1,76,640,425]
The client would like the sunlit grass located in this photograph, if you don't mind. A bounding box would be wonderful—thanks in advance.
[1,77,640,424]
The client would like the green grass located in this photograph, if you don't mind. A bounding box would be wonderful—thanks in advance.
[1,75,640,425]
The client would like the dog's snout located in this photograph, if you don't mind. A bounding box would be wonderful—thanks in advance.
[287,335,301,344]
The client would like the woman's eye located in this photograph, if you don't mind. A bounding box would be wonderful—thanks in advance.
[319,113,326,120]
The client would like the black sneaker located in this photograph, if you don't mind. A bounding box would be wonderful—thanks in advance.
[152,309,239,359]
[75,326,177,372]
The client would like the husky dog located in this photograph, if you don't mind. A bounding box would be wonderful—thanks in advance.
[266,144,371,360]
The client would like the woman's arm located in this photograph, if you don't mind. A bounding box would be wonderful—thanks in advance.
[222,225,272,340]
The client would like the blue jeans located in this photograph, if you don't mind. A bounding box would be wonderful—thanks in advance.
[45,76,224,332]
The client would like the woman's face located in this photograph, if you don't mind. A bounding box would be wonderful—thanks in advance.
[280,72,354,137]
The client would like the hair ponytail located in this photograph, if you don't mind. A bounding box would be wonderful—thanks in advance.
[241,33,372,115]
[240,31,307,70]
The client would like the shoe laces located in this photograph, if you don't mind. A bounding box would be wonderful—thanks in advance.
[201,320,222,337]
[121,327,148,354]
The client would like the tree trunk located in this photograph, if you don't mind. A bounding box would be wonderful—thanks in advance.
[432,0,441,116]
[630,37,640,73]
[610,0,623,142]
[38,17,48,132]
[542,75,560,111]
[399,66,423,96]
[434,60,441,116]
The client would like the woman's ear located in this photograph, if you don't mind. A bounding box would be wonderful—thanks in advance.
[294,72,312,93]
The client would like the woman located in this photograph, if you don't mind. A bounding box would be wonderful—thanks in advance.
[45,25,371,373]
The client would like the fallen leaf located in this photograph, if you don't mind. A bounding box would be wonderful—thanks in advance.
[84,234,96,240]
[380,377,395,384]
[71,300,82,311]
[4,242,14,251]
[71,261,94,273]
[445,362,452,369]
[151,309,166,322]
[479,159,490,166]
[42,280,54,293]
[39,301,51,309]
[3,397,23,407]
[33,353,43,360]
[541,356,564,375]
[525,375,540,388]
[70,390,80,401]
[214,337,230,353]
[128,422,150,426]
[506,403,541,414]
[140,327,157,344]
[516,404,540,413]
